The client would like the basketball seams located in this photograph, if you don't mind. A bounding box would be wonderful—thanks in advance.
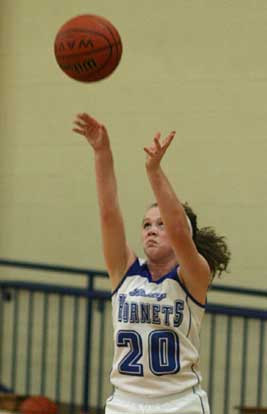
[59,47,113,80]
[55,29,112,57]
[55,29,114,81]
[89,19,122,81]
[56,28,112,40]
[91,18,122,67]
[56,42,121,60]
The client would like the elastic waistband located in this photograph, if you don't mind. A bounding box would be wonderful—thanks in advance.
[113,386,201,404]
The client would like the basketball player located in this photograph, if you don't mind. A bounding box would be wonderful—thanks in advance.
[73,113,230,414]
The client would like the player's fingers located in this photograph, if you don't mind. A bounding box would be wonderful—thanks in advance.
[73,120,87,129]
[149,132,160,153]
[153,136,161,151]
[99,124,108,138]
[144,147,155,157]
[74,119,100,137]
[77,113,99,126]
[153,132,161,141]
[162,131,176,148]
[72,128,85,135]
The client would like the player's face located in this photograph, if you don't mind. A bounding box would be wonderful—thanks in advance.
[142,206,175,260]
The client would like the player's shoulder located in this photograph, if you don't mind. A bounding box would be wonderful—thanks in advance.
[178,253,210,306]
[111,256,143,295]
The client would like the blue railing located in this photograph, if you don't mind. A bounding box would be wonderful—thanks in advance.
[0,258,266,414]
[0,259,110,413]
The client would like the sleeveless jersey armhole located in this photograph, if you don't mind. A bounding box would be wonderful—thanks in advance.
[111,256,139,296]
[176,268,207,309]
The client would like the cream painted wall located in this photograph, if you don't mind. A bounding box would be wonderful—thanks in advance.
[1,0,267,292]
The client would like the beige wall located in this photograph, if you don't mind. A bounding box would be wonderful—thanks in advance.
[1,0,267,292]
[1,1,267,411]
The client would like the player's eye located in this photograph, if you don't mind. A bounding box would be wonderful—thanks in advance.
[143,222,151,229]
[158,221,164,229]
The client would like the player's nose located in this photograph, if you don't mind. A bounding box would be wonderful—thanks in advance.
[147,225,158,236]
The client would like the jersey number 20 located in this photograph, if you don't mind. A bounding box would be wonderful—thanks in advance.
[117,329,180,376]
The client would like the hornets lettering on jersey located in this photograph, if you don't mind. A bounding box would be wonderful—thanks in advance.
[110,258,206,398]
[118,293,184,327]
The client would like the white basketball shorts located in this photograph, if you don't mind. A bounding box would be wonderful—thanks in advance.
[105,386,210,414]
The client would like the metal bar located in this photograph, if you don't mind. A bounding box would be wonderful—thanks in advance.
[0,290,4,378]
[240,318,248,406]
[82,274,94,413]
[208,314,216,412]
[257,320,265,406]
[210,284,267,297]
[0,281,110,299]
[97,300,106,412]
[224,316,232,414]
[206,303,267,320]
[40,293,49,395]
[70,296,79,412]
[55,295,64,402]
[11,290,19,390]
[0,258,107,277]
[25,291,34,395]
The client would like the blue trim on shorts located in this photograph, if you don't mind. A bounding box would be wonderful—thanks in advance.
[193,387,206,414]
[192,367,206,414]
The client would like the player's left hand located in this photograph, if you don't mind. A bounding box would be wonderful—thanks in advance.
[144,131,176,172]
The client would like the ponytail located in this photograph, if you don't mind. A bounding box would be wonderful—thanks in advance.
[183,203,231,282]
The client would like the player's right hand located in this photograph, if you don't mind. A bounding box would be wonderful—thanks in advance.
[73,113,110,151]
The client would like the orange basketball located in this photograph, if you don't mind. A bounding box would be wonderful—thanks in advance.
[54,14,123,82]
[20,396,58,414]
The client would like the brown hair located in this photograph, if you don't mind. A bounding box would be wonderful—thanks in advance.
[147,202,231,283]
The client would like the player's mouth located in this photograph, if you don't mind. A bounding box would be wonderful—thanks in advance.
[146,239,158,246]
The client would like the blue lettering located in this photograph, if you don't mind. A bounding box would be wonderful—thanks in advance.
[117,297,184,328]
[173,300,184,327]
[161,305,173,326]
[130,303,139,323]
[140,303,151,323]
[152,304,161,324]
[123,302,129,322]
[118,294,127,322]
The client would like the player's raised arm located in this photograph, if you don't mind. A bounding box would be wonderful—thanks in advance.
[144,131,210,303]
[73,113,135,290]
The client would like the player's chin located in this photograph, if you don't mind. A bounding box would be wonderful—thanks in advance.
[143,245,159,258]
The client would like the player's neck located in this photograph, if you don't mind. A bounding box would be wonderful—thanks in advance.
[147,257,177,280]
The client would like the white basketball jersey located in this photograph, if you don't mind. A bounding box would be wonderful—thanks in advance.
[110,258,206,398]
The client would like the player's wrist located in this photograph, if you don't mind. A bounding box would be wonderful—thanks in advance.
[94,145,113,160]
[145,163,162,175]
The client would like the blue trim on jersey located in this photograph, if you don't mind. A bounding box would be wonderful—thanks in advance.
[112,258,206,309]
[127,258,179,283]
[176,272,206,309]
[186,296,192,337]
[112,257,178,296]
